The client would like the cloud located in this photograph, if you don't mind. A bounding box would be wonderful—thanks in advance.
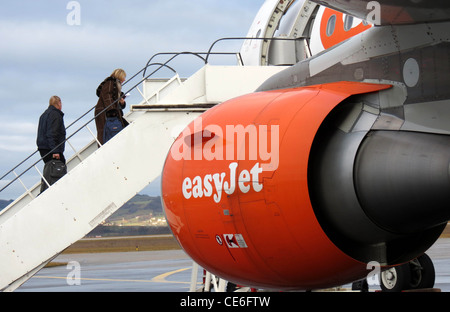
[0,120,36,135]
[0,1,257,69]
[0,121,37,152]
[1,21,142,71]
[0,0,264,199]
[0,136,36,153]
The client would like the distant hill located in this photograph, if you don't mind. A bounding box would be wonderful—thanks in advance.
[0,195,167,237]
[0,199,13,211]
[105,194,163,223]
[91,194,169,237]
[0,195,162,221]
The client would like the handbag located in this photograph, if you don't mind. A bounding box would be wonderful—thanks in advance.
[40,159,67,193]
[48,159,67,179]
[103,116,123,143]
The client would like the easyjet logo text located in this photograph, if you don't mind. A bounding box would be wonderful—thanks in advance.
[182,162,263,203]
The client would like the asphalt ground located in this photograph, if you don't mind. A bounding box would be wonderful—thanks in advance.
[16,237,450,293]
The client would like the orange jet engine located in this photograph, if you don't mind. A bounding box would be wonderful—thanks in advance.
[161,81,449,290]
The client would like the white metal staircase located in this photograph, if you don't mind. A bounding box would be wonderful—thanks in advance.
[0,54,286,291]
[0,0,322,291]
[0,109,201,291]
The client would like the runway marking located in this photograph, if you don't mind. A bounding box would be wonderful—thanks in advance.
[151,267,191,284]
[34,267,194,285]
[35,275,155,283]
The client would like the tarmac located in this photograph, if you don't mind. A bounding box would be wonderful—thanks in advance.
[16,237,450,292]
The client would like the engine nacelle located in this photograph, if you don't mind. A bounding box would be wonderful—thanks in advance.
[161,81,448,290]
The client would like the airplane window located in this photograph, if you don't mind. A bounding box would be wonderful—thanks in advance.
[344,15,354,31]
[326,14,336,36]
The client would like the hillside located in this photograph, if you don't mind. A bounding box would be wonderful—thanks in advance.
[105,194,164,224]
[0,199,13,210]
[90,194,169,237]
[1,195,167,237]
[0,195,162,221]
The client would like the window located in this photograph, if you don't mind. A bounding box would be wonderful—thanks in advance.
[326,14,336,36]
[344,15,354,31]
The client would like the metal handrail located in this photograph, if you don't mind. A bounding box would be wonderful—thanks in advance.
[0,42,248,197]
[142,51,240,77]
[205,36,307,64]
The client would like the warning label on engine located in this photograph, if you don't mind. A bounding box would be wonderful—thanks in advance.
[223,234,248,248]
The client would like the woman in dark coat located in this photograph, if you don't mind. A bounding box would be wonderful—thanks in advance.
[95,68,127,145]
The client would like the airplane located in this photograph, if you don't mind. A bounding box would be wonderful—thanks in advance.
[161,0,450,292]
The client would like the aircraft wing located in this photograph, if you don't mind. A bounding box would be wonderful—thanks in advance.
[311,0,450,25]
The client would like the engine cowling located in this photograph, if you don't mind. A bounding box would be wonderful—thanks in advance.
[161,81,448,290]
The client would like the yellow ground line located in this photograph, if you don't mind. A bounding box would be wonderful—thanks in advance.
[151,267,191,284]
[35,267,194,285]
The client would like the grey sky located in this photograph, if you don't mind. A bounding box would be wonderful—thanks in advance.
[0,0,264,200]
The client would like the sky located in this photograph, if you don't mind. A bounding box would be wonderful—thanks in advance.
[0,0,265,200]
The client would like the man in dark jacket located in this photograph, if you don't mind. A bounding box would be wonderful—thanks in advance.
[36,96,66,193]
[37,95,66,163]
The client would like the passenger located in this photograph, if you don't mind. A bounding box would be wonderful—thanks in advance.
[95,68,128,145]
[36,95,67,192]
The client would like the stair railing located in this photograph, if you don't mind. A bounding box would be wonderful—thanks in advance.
[0,40,249,204]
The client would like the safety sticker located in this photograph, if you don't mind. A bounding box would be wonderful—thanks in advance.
[235,234,248,248]
[223,234,248,248]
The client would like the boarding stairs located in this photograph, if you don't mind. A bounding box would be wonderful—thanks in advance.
[0,48,286,291]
